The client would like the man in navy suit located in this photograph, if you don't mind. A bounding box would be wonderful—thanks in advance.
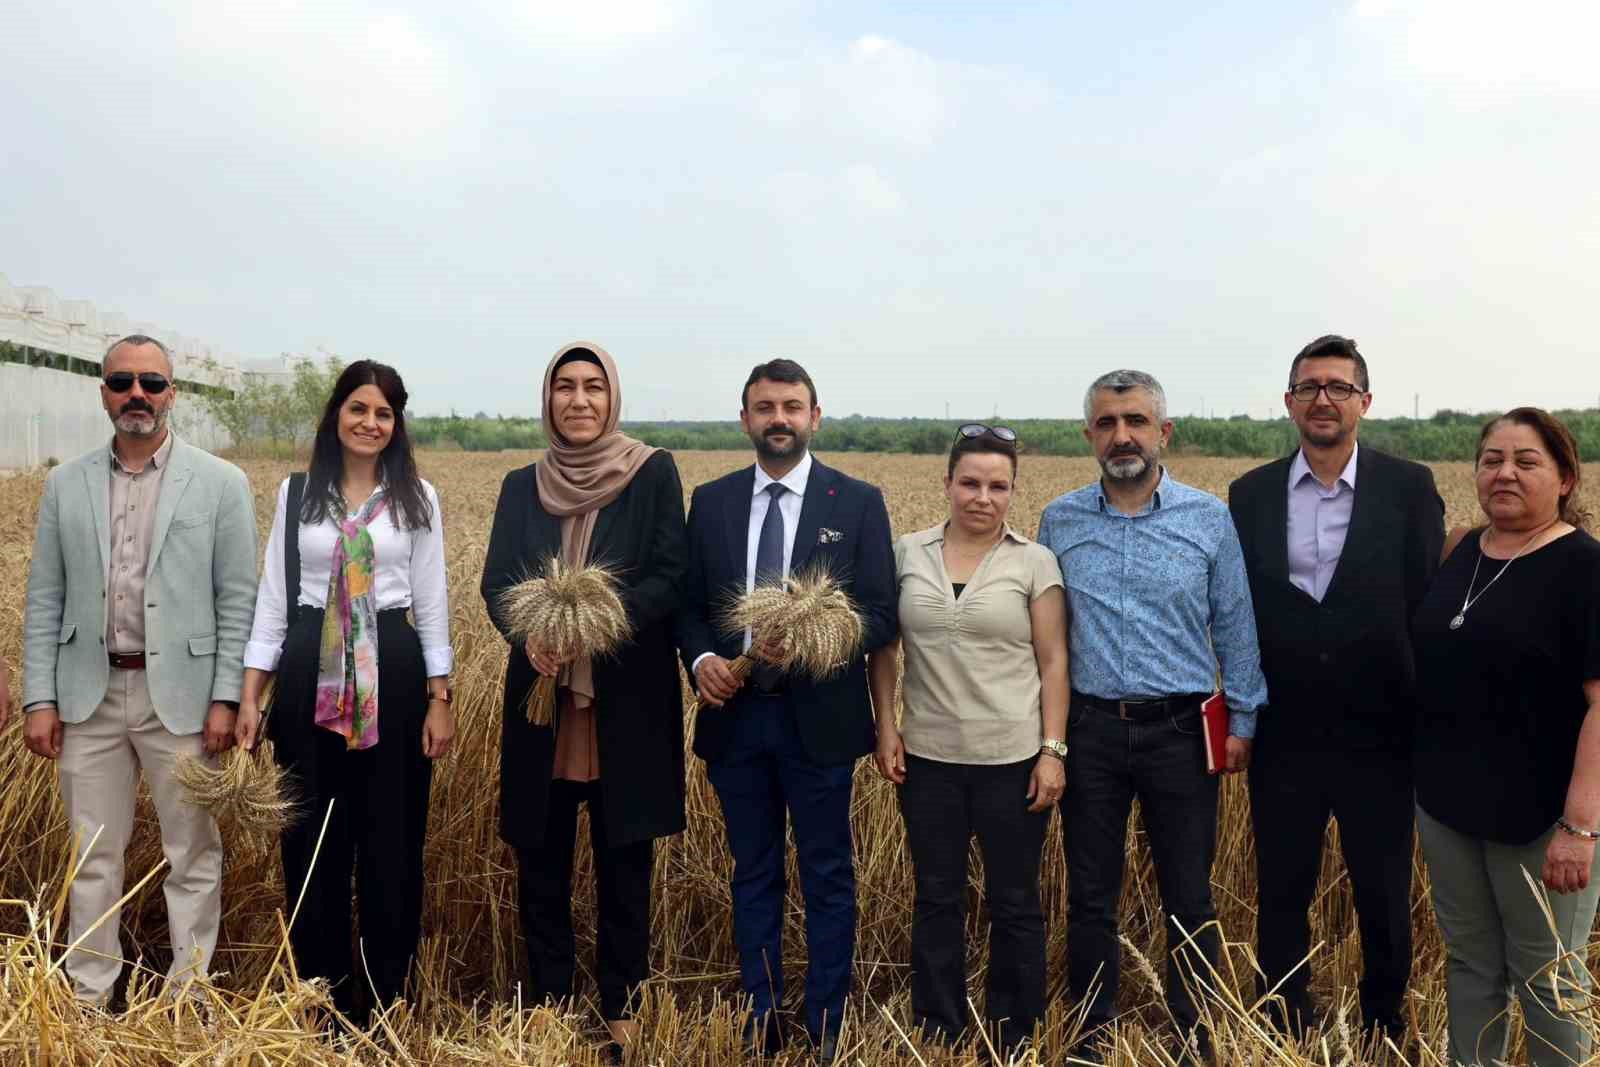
[679,359,897,1064]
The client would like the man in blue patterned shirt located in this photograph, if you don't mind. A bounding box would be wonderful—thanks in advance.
[1037,369,1268,1062]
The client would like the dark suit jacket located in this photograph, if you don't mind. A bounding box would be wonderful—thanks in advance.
[1229,445,1444,753]
[677,457,898,766]
[480,450,688,850]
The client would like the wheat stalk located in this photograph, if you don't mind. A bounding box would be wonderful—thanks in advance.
[495,558,632,726]
[173,748,300,839]
[690,566,864,714]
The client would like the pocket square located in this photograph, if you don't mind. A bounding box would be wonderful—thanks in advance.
[817,527,845,544]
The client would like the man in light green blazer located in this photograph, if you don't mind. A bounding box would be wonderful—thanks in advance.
[21,334,258,1004]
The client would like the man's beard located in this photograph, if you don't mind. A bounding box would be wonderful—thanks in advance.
[112,403,167,437]
[1099,446,1156,483]
[1301,412,1349,447]
[753,425,810,461]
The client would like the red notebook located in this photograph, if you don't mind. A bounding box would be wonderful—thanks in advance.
[1201,692,1228,775]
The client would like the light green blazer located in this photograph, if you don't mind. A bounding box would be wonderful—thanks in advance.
[21,435,259,735]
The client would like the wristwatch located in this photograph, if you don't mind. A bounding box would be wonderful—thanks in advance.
[1040,738,1068,760]
[429,687,453,705]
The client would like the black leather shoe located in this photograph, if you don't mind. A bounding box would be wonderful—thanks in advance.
[741,1013,784,1059]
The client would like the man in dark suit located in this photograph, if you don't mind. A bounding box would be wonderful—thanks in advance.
[1229,335,1444,1040]
[678,358,897,1064]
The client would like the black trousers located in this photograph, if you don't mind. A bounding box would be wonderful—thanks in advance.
[271,608,433,1022]
[1063,699,1220,1035]
[900,753,1048,1053]
[1250,744,1413,1033]
[516,778,654,1020]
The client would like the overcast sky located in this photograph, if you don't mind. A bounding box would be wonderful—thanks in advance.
[5,1,1598,421]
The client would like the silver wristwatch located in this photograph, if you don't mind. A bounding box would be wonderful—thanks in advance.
[1040,738,1068,760]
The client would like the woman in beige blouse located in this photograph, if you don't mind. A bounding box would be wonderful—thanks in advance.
[869,425,1070,1057]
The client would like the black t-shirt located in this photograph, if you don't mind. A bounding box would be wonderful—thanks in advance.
[1414,528,1600,844]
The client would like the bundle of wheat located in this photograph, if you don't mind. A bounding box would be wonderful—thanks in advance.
[695,567,864,712]
[496,558,632,725]
[174,747,299,841]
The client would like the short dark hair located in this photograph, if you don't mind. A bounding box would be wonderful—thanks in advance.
[1289,335,1370,392]
[947,431,1018,477]
[1477,407,1590,529]
[742,358,817,410]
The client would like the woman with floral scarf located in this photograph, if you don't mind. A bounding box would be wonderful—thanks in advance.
[236,360,455,1027]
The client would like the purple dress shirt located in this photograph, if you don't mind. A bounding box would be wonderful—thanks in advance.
[1286,444,1358,602]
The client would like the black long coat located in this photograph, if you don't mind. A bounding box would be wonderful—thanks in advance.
[480,450,688,850]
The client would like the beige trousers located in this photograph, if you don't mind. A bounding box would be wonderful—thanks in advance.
[58,668,223,1003]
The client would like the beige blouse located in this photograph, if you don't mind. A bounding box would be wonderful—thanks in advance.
[894,524,1064,765]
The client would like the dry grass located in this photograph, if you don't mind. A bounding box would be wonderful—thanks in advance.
[0,450,1595,1065]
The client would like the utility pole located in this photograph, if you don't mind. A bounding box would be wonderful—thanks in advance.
[1414,393,1420,420]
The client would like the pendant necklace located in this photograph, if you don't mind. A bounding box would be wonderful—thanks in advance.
[1449,522,1556,630]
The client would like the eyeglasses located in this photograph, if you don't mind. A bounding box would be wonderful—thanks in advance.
[957,423,1017,443]
[1288,380,1364,403]
[103,372,172,395]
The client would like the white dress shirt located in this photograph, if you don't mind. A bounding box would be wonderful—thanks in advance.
[692,451,812,673]
[1286,443,1358,602]
[244,477,454,677]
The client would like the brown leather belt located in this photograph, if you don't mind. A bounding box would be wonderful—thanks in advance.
[1072,690,1204,722]
[108,651,146,671]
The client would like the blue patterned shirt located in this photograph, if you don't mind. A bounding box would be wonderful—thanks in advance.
[1037,469,1268,738]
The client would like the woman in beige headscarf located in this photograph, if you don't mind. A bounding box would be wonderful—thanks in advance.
[481,343,688,1060]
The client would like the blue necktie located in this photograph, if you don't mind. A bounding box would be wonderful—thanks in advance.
[753,482,787,690]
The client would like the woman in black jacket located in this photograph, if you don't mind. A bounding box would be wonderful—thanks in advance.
[480,342,686,1059]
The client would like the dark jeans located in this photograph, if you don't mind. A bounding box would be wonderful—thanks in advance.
[516,778,654,1021]
[1250,743,1413,1033]
[705,693,856,1044]
[900,753,1048,1053]
[272,609,433,1022]
[1063,697,1220,1035]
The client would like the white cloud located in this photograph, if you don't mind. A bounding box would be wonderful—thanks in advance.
[841,163,905,216]
[766,164,905,223]
[752,34,945,151]
[171,0,468,150]
[1351,0,1600,95]
[508,0,684,43]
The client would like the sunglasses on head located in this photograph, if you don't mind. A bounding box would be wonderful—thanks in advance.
[956,423,1017,443]
[103,372,171,395]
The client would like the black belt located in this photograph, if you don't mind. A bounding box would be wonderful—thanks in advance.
[1072,689,1205,722]
[108,651,146,671]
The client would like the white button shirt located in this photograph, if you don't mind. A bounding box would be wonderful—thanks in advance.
[244,477,454,677]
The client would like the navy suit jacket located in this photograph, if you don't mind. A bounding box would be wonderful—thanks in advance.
[678,456,898,765]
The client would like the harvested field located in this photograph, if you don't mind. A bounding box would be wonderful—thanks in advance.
[0,449,1592,1065]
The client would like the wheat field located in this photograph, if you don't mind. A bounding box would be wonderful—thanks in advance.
[0,450,1591,1065]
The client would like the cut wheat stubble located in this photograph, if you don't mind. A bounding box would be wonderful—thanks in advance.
[495,558,632,725]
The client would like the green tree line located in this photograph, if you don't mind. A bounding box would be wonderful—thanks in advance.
[190,362,1600,462]
[409,410,1600,463]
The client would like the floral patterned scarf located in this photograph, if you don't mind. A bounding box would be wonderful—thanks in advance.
[315,490,389,750]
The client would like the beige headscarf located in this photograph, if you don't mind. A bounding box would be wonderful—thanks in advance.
[535,342,659,708]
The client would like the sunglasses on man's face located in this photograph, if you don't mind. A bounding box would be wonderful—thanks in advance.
[103,372,172,395]
[957,423,1018,443]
